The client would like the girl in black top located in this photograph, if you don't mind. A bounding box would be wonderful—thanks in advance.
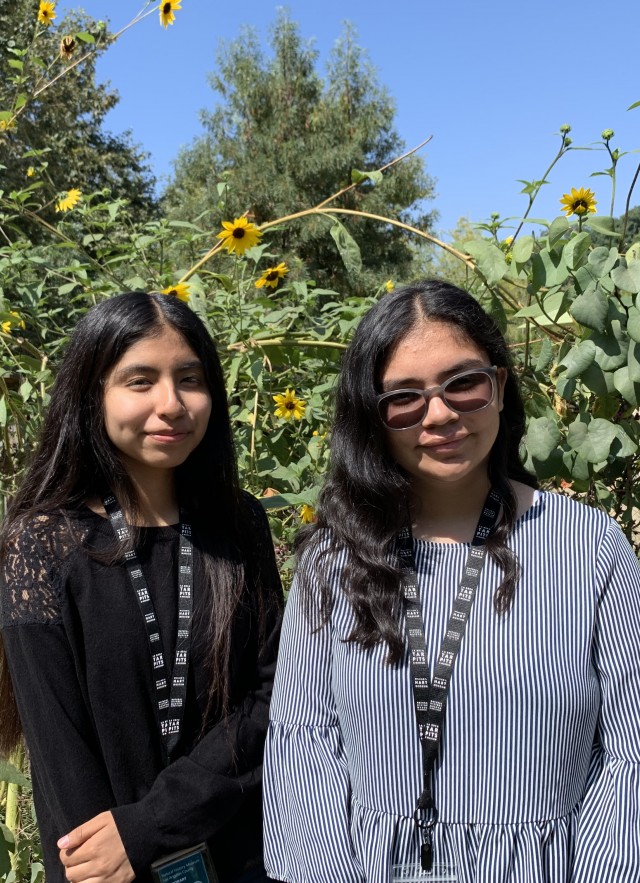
[0,292,283,883]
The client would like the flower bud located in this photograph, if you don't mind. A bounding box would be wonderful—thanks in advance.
[601,129,614,141]
[559,124,572,134]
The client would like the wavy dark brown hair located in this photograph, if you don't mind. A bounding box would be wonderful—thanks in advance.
[296,279,537,663]
[0,292,281,756]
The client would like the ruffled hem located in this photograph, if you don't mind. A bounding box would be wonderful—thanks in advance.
[350,798,579,883]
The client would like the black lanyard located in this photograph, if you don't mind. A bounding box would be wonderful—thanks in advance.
[397,488,501,872]
[103,494,193,761]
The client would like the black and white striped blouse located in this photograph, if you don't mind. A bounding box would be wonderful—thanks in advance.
[264,491,640,883]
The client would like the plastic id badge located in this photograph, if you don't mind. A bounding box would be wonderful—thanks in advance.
[151,843,219,883]
[391,864,457,882]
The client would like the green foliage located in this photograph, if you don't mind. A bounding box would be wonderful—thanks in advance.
[0,0,157,232]
[162,13,436,295]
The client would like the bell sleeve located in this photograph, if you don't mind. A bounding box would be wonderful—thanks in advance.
[572,518,640,882]
[263,546,365,883]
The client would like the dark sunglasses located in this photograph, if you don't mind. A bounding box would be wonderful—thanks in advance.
[377,366,498,431]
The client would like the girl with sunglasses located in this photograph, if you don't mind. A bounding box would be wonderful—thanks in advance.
[263,280,640,883]
[0,292,282,883]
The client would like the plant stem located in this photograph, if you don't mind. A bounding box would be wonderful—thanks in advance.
[6,742,24,876]
[510,136,571,245]
[620,160,640,253]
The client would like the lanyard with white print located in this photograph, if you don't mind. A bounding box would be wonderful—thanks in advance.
[397,488,501,873]
[103,493,193,761]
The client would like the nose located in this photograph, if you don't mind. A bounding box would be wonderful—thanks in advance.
[156,380,186,419]
[420,391,458,428]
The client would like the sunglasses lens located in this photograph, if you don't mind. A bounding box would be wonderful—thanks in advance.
[379,371,495,429]
[379,392,426,430]
[443,371,494,412]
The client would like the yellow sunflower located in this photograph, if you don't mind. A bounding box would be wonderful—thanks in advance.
[300,504,315,524]
[55,188,82,213]
[161,283,190,303]
[26,166,36,177]
[273,389,306,421]
[255,262,289,289]
[38,1,56,25]
[217,217,262,256]
[559,187,597,217]
[1,312,26,334]
[159,0,181,29]
[385,280,395,293]
[0,118,16,132]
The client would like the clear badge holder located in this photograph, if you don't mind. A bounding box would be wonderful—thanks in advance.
[391,864,457,883]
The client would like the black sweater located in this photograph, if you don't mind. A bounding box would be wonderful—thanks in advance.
[0,498,283,883]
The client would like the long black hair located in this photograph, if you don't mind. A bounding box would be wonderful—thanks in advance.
[297,279,537,663]
[0,292,279,754]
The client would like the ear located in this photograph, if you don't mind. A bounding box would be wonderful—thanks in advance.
[496,367,508,412]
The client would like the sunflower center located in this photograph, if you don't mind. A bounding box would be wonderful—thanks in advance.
[574,200,588,214]
[162,2,171,13]
[232,228,245,239]
[285,401,295,410]
[267,271,278,281]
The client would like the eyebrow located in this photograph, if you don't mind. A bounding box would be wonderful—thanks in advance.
[111,360,203,382]
[381,359,490,392]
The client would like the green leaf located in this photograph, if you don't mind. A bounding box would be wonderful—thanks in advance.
[259,492,312,510]
[587,246,618,278]
[329,221,362,277]
[464,241,507,285]
[7,59,23,70]
[614,366,640,407]
[531,248,569,289]
[628,100,640,110]
[75,31,96,43]
[525,416,562,460]
[0,396,6,427]
[591,321,629,371]
[548,216,570,249]
[0,758,29,787]
[581,362,615,396]
[569,285,608,332]
[567,418,617,463]
[627,305,640,342]
[564,232,591,270]
[351,169,383,186]
[627,342,640,382]
[560,339,596,378]
[611,262,640,294]
[0,823,15,877]
[612,424,638,457]
[512,235,534,264]
[585,216,621,238]
[534,337,554,372]
[562,449,591,483]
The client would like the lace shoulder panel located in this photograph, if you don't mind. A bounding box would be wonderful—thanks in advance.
[0,513,88,627]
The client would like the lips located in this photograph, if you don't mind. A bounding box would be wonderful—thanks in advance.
[146,430,190,442]
[421,434,467,450]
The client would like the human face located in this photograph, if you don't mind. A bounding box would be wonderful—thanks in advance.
[103,325,212,482]
[380,320,506,496]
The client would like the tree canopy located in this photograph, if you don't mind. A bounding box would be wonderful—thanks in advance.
[0,0,156,229]
[163,13,436,294]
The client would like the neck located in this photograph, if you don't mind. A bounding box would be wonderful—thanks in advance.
[410,475,493,543]
[125,464,179,527]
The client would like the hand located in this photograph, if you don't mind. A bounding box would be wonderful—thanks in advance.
[57,812,135,883]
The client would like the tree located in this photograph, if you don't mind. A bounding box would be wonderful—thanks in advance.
[163,13,436,294]
[0,0,157,230]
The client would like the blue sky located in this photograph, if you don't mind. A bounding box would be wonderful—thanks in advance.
[57,1,640,240]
